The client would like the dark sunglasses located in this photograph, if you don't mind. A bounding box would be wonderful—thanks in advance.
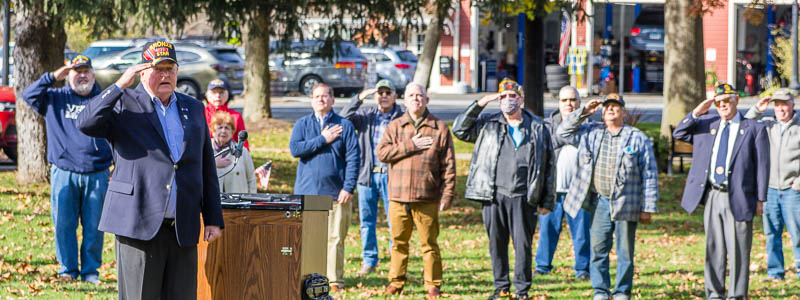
[560,98,578,102]
[378,90,394,96]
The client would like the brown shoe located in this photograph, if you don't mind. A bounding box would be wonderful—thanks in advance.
[426,286,441,300]
[384,285,403,295]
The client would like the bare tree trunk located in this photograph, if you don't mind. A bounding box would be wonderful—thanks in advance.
[13,0,66,184]
[243,8,271,121]
[413,12,443,88]
[662,0,705,137]
[523,16,545,117]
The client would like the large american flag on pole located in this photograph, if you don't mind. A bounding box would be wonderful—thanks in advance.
[558,9,571,66]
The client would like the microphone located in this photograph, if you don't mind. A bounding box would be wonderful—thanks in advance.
[233,130,248,158]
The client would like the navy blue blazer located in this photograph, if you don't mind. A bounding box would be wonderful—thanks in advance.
[77,84,224,247]
[672,112,769,222]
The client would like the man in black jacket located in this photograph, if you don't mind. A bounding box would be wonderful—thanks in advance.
[340,79,405,277]
[452,78,554,300]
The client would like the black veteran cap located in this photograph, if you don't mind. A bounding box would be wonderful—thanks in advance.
[141,40,178,66]
[714,83,737,97]
[71,55,92,68]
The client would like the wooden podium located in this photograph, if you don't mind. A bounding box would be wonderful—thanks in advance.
[197,195,332,300]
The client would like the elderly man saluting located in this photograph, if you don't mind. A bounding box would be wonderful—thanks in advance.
[23,55,112,284]
[557,94,659,300]
[745,88,800,281]
[452,79,553,300]
[77,41,224,300]
[673,83,769,300]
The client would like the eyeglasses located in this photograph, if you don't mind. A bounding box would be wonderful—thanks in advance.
[560,98,578,102]
[499,93,519,100]
[378,90,393,96]
[713,98,733,107]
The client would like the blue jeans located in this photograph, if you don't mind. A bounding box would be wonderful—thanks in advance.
[764,188,800,279]
[590,195,637,299]
[356,172,391,267]
[535,193,591,277]
[50,166,109,279]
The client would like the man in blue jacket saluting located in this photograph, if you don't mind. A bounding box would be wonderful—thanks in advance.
[23,55,111,284]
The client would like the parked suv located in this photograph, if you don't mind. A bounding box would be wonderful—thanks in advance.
[629,6,664,52]
[270,40,368,96]
[0,86,16,163]
[360,47,417,94]
[92,42,245,98]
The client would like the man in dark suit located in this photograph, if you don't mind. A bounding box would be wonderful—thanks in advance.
[77,40,224,300]
[673,83,769,300]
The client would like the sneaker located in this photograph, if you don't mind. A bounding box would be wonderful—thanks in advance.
[330,283,344,291]
[593,295,611,300]
[516,294,530,300]
[57,274,76,282]
[82,274,100,285]
[488,288,511,300]
[533,270,547,276]
[577,273,590,281]
[612,294,630,300]
[356,265,376,277]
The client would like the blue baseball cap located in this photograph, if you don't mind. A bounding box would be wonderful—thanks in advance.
[207,79,228,91]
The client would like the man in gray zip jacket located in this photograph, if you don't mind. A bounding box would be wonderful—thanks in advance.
[745,88,800,280]
[339,79,405,277]
[452,78,553,300]
[535,86,592,280]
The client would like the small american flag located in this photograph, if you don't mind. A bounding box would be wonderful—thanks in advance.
[254,161,272,190]
[558,9,571,66]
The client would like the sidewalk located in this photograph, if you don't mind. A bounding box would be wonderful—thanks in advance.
[229,92,760,110]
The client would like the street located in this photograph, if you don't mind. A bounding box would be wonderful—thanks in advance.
[230,93,764,123]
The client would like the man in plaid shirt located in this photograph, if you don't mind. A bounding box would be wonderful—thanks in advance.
[556,94,659,300]
[377,82,456,300]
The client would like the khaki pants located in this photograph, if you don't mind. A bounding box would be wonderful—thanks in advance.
[388,200,442,289]
[327,199,352,284]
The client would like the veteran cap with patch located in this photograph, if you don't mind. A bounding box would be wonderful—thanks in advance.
[375,79,395,92]
[714,83,737,98]
[602,93,625,107]
[770,88,794,102]
[141,40,178,66]
[207,79,228,91]
[71,55,92,69]
[498,78,523,95]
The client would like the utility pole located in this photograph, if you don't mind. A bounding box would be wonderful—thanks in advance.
[2,0,10,86]
[790,0,800,91]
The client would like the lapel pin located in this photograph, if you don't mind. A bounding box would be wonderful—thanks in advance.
[710,128,716,135]
[740,129,744,135]
[181,107,188,112]
[183,115,188,120]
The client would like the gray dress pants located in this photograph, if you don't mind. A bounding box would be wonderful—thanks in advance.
[703,189,753,300]
[115,220,198,300]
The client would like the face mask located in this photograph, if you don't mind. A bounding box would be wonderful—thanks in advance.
[500,97,521,114]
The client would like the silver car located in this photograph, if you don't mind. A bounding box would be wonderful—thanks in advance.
[91,42,245,98]
[270,41,368,96]
[359,47,417,94]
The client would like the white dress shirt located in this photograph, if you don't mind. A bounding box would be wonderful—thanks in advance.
[708,113,741,185]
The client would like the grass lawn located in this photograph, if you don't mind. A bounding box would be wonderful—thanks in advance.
[0,122,798,299]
